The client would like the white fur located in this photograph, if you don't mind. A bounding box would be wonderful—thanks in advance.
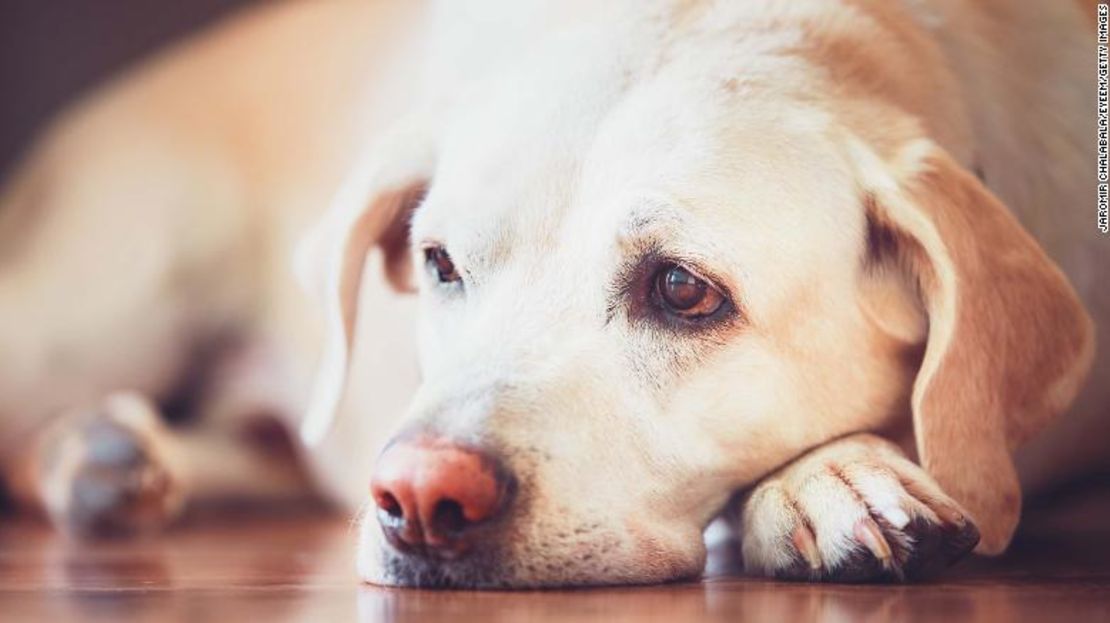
[0,0,1100,588]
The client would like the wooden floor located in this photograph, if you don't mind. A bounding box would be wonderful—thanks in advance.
[1,487,1109,623]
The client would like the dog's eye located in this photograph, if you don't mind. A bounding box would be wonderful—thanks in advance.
[654,263,724,318]
[425,246,461,283]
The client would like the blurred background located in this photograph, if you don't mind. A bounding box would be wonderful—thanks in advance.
[0,0,258,180]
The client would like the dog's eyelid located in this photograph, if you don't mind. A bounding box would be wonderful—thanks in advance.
[666,259,727,296]
[616,219,737,298]
[610,246,745,333]
[418,241,467,289]
[646,251,737,305]
[417,238,446,253]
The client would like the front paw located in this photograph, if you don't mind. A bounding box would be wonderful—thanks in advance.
[737,435,979,582]
[37,393,185,537]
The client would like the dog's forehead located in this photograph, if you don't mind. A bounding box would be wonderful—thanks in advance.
[416,22,863,287]
[421,30,629,228]
[573,93,864,318]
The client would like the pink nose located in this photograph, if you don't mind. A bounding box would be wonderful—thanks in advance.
[370,436,512,555]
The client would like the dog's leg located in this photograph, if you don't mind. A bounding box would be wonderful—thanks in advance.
[8,393,187,536]
[7,390,314,537]
[733,433,981,582]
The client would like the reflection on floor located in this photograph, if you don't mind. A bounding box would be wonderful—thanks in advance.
[1,481,1108,623]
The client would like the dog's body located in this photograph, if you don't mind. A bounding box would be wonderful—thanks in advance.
[0,0,1103,587]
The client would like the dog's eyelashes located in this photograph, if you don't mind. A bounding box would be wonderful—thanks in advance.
[612,254,738,333]
[425,246,462,284]
[653,263,725,319]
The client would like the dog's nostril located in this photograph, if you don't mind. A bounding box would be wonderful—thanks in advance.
[431,499,468,535]
[377,491,403,519]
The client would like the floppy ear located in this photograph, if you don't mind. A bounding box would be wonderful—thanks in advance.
[854,140,1094,554]
[295,123,434,445]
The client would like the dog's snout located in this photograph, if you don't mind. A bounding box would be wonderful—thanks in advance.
[370,436,513,557]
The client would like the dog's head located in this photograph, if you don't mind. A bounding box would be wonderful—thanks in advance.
[299,7,1092,588]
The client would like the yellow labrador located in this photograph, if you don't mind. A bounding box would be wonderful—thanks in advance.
[0,0,1103,588]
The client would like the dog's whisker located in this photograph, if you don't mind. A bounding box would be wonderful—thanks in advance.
[349,499,374,535]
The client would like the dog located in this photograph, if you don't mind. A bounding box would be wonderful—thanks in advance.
[0,0,1103,588]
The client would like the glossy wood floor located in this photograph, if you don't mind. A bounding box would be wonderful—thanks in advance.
[2,486,1109,623]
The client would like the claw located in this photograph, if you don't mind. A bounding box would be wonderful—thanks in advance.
[854,517,893,569]
[791,524,822,571]
[933,503,967,528]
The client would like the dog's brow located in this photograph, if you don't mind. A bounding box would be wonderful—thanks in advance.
[426,224,514,284]
[412,197,516,281]
[616,202,686,253]
[470,225,516,276]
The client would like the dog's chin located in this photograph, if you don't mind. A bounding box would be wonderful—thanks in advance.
[356,524,706,589]
[370,548,523,589]
[362,550,703,590]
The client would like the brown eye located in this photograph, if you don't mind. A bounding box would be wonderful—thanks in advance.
[425,246,461,283]
[654,264,724,317]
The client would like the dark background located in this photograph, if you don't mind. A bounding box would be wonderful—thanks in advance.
[0,0,258,180]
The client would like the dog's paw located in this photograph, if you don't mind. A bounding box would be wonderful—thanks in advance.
[37,393,185,537]
[737,435,979,582]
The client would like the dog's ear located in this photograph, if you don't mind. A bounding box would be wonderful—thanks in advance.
[296,122,434,445]
[853,139,1094,554]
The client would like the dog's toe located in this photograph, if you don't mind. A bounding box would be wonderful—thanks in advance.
[38,394,184,538]
[738,437,980,582]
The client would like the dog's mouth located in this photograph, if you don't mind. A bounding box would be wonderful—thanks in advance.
[371,522,600,590]
[364,516,707,589]
[375,549,702,590]
[372,508,524,588]
[378,545,519,589]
